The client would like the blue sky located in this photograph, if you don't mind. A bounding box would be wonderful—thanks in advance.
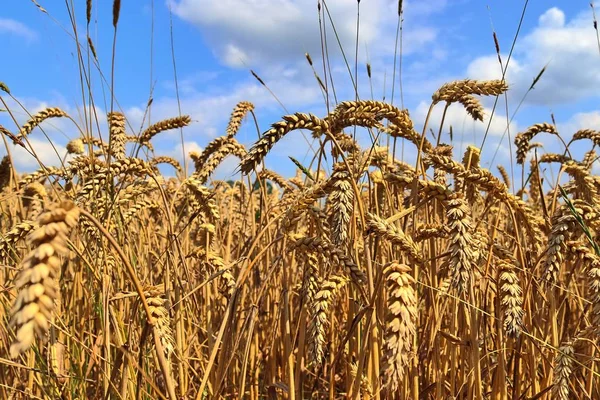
[1,0,599,183]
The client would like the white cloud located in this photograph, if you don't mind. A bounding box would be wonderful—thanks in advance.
[223,44,249,68]
[558,110,600,136]
[211,155,242,181]
[170,140,202,164]
[10,139,68,171]
[171,0,374,67]
[0,18,37,42]
[466,7,600,106]
[162,0,449,160]
[538,7,565,28]
[170,0,438,68]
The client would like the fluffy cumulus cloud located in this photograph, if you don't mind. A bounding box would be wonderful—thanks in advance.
[11,139,68,171]
[558,110,600,136]
[170,0,439,68]
[148,0,453,175]
[0,18,37,42]
[169,140,202,166]
[466,7,600,106]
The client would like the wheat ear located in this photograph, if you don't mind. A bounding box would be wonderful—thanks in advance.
[581,150,597,171]
[17,107,68,141]
[191,137,229,171]
[226,101,254,138]
[139,115,191,145]
[9,201,80,358]
[66,138,85,155]
[497,165,510,189]
[571,129,600,147]
[552,342,574,400]
[445,193,476,294]
[381,263,417,392]
[150,156,182,174]
[289,236,366,284]
[514,123,557,164]
[0,221,37,262]
[458,94,484,121]
[240,113,329,174]
[23,182,47,220]
[366,213,423,263]
[193,138,247,184]
[544,205,576,286]
[308,274,348,364]
[108,112,127,160]
[0,155,11,190]
[144,286,175,358]
[497,254,524,338]
[432,79,508,104]
[568,241,600,333]
[328,159,354,245]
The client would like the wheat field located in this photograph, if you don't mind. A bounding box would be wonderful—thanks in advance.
[2,1,600,400]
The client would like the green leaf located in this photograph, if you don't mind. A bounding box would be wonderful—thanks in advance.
[288,156,314,181]
[559,185,600,256]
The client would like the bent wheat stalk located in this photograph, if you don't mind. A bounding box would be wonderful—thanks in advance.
[78,209,177,400]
